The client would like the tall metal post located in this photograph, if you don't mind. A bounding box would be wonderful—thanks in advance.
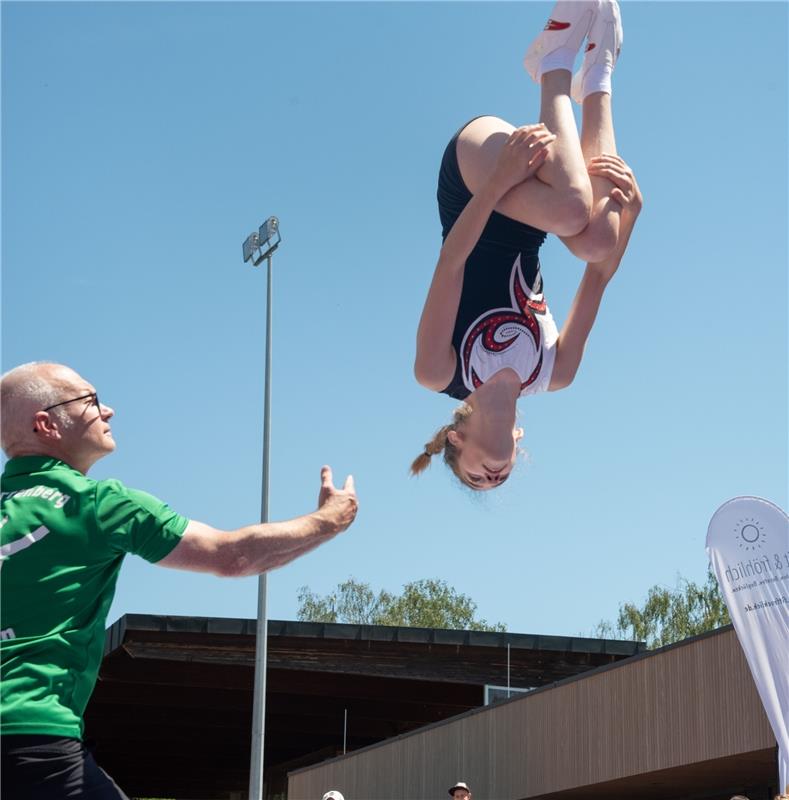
[242,218,280,800]
[507,643,511,699]
[248,254,273,800]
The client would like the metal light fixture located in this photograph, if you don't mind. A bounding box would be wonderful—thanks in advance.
[243,216,281,266]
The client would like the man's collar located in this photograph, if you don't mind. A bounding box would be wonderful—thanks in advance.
[2,455,77,478]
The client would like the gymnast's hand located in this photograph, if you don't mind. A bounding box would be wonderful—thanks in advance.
[316,465,358,534]
[491,124,556,193]
[585,155,642,282]
[587,154,643,215]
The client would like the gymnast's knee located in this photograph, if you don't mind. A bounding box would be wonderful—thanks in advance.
[570,217,619,263]
[547,189,593,238]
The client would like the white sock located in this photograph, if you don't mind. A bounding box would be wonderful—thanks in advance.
[538,47,579,79]
[580,64,613,99]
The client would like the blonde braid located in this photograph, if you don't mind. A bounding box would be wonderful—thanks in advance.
[410,404,473,478]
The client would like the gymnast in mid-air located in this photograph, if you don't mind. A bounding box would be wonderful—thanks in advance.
[412,0,642,490]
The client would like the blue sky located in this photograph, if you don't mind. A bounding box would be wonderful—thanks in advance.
[2,1,787,639]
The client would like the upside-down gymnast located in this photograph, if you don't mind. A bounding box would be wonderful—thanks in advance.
[412,0,643,490]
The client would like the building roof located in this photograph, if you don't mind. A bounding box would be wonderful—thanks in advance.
[104,613,644,659]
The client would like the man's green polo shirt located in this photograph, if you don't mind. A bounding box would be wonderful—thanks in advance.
[0,456,188,738]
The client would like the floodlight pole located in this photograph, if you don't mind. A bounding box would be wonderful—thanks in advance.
[243,217,280,800]
[248,252,272,800]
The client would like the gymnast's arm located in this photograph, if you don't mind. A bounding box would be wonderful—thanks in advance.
[415,125,556,391]
[156,467,358,577]
[550,157,642,391]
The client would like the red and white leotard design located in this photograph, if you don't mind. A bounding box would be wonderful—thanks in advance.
[459,254,558,396]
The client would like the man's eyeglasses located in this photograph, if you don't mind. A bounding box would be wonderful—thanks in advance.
[43,392,102,413]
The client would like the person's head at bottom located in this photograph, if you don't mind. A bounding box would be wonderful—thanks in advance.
[322,791,344,800]
[448,781,472,800]
[411,403,523,491]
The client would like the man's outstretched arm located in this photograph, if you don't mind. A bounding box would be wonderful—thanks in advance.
[157,466,358,577]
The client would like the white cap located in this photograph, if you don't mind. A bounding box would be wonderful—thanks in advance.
[322,792,345,800]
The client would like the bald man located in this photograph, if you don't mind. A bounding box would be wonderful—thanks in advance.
[0,362,359,800]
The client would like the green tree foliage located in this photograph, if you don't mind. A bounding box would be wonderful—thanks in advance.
[297,577,506,632]
[593,568,731,649]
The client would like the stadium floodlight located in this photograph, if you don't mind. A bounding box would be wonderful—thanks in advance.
[242,216,281,266]
[242,215,281,799]
[242,232,261,264]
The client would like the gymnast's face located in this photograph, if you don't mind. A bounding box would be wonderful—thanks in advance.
[448,426,523,490]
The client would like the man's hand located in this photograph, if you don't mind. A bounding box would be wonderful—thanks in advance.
[587,154,643,215]
[490,124,556,194]
[316,465,358,534]
[158,466,359,578]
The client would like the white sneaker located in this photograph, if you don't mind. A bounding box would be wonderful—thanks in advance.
[571,0,623,103]
[523,0,600,84]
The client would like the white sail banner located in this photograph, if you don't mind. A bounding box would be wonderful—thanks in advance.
[706,496,789,793]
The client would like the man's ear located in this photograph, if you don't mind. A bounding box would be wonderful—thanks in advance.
[33,411,62,441]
